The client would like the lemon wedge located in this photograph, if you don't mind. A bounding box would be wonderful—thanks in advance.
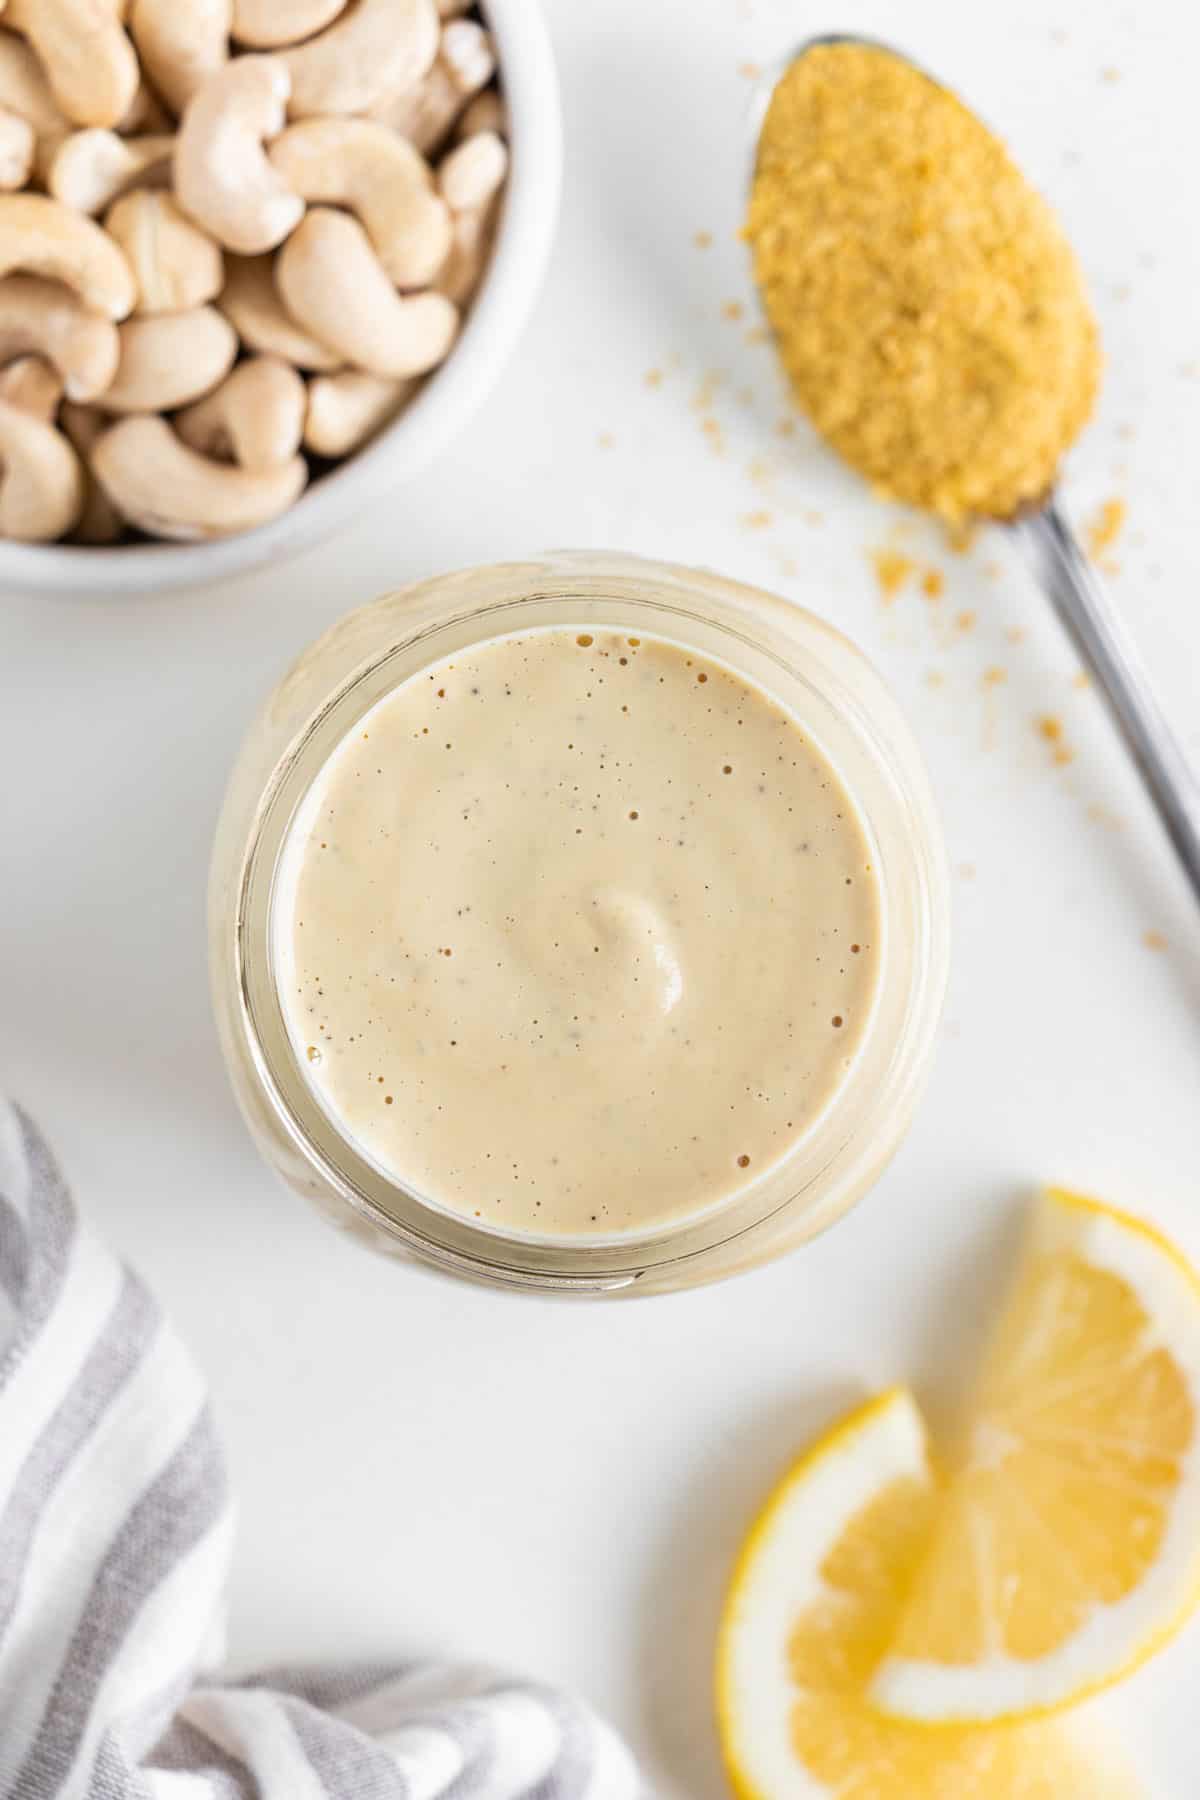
[717,1388,1135,1798]
[874,1188,1200,1724]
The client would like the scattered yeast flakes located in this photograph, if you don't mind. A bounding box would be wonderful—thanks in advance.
[742,509,772,530]
[921,567,944,599]
[870,547,915,600]
[1088,802,1124,830]
[700,415,725,452]
[644,367,663,388]
[955,609,977,633]
[746,43,1099,521]
[722,299,745,321]
[692,370,723,411]
[596,430,615,449]
[693,229,713,249]
[1144,929,1168,953]
[982,665,1007,687]
[1036,714,1075,764]
[1087,496,1126,559]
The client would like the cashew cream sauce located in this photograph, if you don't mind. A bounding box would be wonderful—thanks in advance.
[274,627,881,1237]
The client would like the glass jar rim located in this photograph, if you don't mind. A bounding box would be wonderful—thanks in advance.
[223,555,950,1293]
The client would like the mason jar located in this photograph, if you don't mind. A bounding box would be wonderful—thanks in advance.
[209,551,949,1295]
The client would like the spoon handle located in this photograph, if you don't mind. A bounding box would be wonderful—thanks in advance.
[1019,497,1200,909]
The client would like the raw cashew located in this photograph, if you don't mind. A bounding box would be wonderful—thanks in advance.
[6,0,140,130]
[92,412,307,538]
[304,368,412,456]
[435,206,495,307]
[282,0,439,118]
[455,88,506,144]
[61,398,123,540]
[219,252,340,368]
[268,118,450,288]
[439,19,496,100]
[105,190,223,313]
[0,274,120,400]
[434,130,507,307]
[0,398,84,539]
[0,106,33,188]
[276,206,457,377]
[0,32,72,179]
[0,34,71,144]
[0,194,135,319]
[116,78,172,137]
[0,354,64,420]
[371,19,493,153]
[232,0,347,49]
[100,303,237,410]
[129,0,231,118]
[175,56,304,255]
[176,353,305,468]
[48,130,174,215]
[438,128,507,214]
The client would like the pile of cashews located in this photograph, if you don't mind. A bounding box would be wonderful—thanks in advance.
[0,0,508,543]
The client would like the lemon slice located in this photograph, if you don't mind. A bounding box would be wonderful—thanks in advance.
[716,1388,1133,1798]
[873,1188,1200,1725]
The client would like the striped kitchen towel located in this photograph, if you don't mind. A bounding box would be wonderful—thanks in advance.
[0,1102,643,1799]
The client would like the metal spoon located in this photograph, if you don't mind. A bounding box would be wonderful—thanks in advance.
[1018,501,1200,898]
[749,38,1200,907]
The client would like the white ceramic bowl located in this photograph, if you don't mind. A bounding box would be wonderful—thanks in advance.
[1,0,561,598]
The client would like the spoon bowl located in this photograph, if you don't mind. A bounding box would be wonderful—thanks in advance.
[747,37,1200,908]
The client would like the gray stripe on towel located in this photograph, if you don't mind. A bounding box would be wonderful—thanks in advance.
[0,1108,77,1380]
[422,1697,498,1800]
[520,1684,597,1800]
[0,1270,157,1651]
[144,1715,252,1800]
[283,1694,416,1799]
[237,1663,409,1712]
[0,1193,27,1306]
[10,1405,228,1800]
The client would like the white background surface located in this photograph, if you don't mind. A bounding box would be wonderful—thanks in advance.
[3,1,1199,1792]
